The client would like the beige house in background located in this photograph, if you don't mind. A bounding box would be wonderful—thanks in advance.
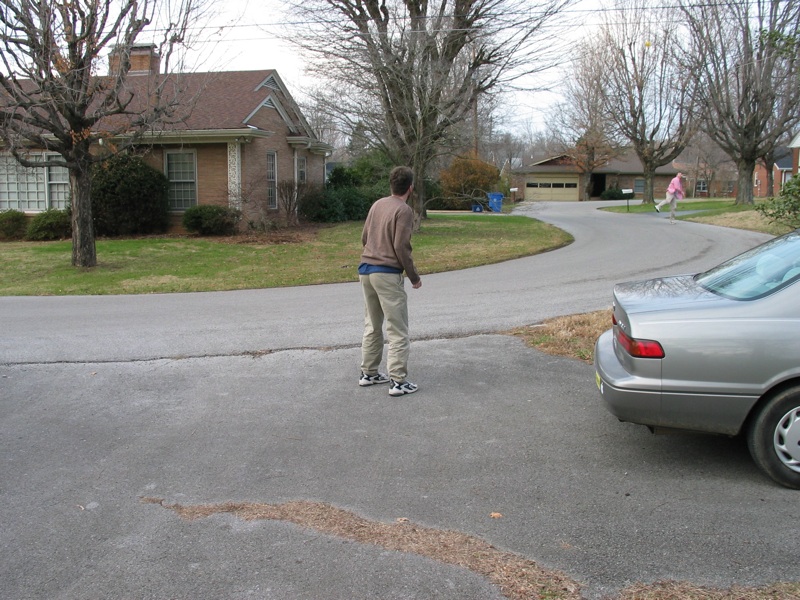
[512,148,749,201]
[512,151,680,202]
[0,45,331,229]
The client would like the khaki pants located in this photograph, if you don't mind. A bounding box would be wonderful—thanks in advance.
[360,272,409,382]
[655,192,678,219]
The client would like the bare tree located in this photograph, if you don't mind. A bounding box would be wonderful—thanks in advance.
[592,0,696,203]
[681,0,800,205]
[300,90,350,163]
[283,0,572,224]
[680,131,737,198]
[484,131,527,172]
[524,125,562,163]
[276,180,304,226]
[551,43,625,201]
[0,0,209,267]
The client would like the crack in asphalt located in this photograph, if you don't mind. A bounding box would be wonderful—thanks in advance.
[0,330,515,367]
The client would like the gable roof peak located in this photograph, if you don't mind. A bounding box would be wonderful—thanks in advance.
[257,74,282,92]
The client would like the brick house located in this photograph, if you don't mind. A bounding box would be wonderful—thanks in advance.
[0,45,331,229]
[790,132,800,178]
[752,147,794,198]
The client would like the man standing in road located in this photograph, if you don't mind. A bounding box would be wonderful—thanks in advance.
[358,166,422,396]
[655,172,685,224]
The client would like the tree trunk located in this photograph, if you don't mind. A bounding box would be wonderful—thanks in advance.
[764,162,775,198]
[70,164,97,268]
[736,160,756,205]
[582,174,592,201]
[643,171,655,204]
[410,161,429,230]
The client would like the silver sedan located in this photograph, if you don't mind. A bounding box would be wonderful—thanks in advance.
[595,229,800,489]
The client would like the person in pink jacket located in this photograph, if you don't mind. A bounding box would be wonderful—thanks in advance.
[655,172,685,223]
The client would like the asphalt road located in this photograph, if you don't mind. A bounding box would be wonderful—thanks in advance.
[1,201,796,600]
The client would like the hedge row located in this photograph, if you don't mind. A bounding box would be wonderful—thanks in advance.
[0,209,72,241]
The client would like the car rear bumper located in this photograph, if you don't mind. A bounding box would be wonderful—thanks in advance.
[594,330,758,435]
[594,330,662,427]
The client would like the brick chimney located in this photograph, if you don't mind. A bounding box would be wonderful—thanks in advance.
[108,44,161,76]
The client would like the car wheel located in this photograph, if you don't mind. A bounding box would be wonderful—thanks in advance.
[747,386,800,489]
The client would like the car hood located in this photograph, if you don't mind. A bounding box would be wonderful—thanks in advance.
[613,274,728,314]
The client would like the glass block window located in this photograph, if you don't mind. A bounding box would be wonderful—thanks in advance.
[0,153,69,211]
[266,151,277,209]
[166,150,197,210]
[47,160,70,209]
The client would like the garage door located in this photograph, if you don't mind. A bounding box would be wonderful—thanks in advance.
[524,176,580,201]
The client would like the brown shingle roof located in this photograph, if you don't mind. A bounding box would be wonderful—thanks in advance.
[101,69,310,136]
[516,150,679,175]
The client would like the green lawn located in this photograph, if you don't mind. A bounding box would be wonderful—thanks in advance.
[602,197,742,214]
[602,197,793,236]
[0,213,572,296]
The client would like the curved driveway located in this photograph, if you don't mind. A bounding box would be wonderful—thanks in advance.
[0,201,771,364]
[2,202,795,600]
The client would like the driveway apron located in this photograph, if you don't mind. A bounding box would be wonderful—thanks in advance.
[1,201,791,600]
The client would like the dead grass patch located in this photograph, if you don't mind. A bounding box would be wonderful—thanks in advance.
[141,497,581,600]
[616,581,800,600]
[215,224,323,245]
[141,496,800,600]
[507,309,611,364]
[687,211,792,236]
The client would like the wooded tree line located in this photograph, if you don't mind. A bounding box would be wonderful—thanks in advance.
[300,0,800,206]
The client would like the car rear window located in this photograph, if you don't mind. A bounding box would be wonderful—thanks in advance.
[696,230,800,300]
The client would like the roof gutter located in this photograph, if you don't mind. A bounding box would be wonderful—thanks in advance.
[111,129,275,144]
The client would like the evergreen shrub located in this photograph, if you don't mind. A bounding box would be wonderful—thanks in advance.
[0,209,28,240]
[182,205,240,236]
[756,174,800,229]
[299,187,346,223]
[336,188,371,221]
[26,209,71,240]
[600,187,634,200]
[91,154,170,236]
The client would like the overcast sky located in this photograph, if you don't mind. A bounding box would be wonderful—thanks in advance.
[181,0,610,133]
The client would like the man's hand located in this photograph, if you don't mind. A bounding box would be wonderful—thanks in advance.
[412,279,422,289]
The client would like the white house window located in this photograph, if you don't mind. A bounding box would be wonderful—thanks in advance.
[0,153,69,211]
[634,179,645,194]
[165,150,197,210]
[297,156,307,184]
[695,179,708,194]
[266,151,277,209]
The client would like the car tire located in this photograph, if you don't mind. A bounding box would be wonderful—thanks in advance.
[747,386,800,489]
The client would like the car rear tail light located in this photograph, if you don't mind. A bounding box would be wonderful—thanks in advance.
[615,327,665,358]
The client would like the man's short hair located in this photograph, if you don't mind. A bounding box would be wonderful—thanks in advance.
[389,166,414,196]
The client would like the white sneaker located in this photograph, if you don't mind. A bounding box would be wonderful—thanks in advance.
[389,380,418,396]
[654,204,660,213]
[359,372,390,386]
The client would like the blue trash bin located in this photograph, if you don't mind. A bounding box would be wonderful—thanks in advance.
[487,192,503,212]
[471,204,483,212]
